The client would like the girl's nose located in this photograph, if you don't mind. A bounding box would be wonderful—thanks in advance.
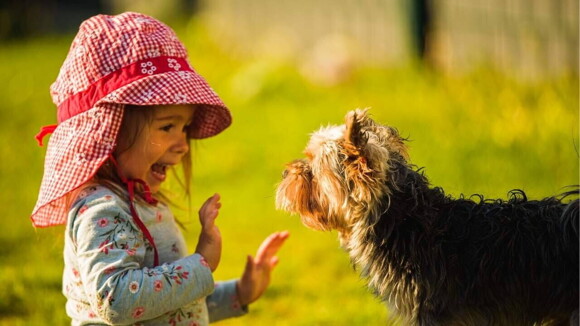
[173,134,189,154]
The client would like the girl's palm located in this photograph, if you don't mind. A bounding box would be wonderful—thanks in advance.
[195,194,222,271]
[237,231,289,306]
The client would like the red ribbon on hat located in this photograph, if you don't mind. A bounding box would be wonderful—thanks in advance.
[35,125,58,146]
[35,56,193,146]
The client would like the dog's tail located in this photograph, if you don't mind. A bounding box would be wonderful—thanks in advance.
[559,186,579,241]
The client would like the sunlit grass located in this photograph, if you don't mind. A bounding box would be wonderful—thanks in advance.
[0,20,577,325]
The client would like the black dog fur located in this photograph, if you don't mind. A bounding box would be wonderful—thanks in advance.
[358,158,579,325]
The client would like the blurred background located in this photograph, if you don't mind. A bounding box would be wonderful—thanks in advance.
[0,0,578,325]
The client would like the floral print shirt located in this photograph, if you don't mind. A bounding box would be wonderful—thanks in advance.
[63,185,247,325]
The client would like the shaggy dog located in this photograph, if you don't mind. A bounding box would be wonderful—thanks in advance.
[276,110,579,325]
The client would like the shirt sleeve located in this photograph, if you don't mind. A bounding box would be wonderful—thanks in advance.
[207,279,248,323]
[69,194,215,324]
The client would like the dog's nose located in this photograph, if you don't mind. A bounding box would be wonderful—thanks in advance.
[282,169,288,179]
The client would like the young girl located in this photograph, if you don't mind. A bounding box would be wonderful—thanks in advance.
[32,12,288,325]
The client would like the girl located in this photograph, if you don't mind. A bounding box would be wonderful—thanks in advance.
[32,12,288,325]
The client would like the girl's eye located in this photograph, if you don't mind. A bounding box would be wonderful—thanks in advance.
[160,124,174,132]
[182,124,191,133]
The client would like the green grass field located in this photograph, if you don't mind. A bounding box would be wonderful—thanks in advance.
[0,21,578,325]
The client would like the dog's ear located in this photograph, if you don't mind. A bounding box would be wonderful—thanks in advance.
[343,110,378,205]
[342,110,390,211]
[346,109,409,162]
[344,109,370,153]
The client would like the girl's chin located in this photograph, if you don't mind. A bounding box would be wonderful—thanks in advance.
[143,176,162,194]
[146,180,161,194]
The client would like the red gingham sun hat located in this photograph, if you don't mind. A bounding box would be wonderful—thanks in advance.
[31,12,232,228]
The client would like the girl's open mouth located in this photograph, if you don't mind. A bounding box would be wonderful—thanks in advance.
[151,163,168,182]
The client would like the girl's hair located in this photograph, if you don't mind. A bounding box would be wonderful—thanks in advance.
[67,105,193,208]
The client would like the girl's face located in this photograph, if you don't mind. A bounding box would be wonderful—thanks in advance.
[117,104,195,193]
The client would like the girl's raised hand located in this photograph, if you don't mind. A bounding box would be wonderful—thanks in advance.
[195,194,222,272]
[236,231,290,306]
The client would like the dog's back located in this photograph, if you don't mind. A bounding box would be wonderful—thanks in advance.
[439,189,579,325]
[371,165,579,325]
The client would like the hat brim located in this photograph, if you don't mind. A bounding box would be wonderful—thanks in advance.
[99,70,231,139]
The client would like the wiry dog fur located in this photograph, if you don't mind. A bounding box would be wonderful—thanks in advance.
[276,110,579,326]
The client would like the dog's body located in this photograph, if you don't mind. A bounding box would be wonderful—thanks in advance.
[276,110,579,325]
[348,162,578,325]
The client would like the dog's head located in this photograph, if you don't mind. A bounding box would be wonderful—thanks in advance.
[276,109,408,236]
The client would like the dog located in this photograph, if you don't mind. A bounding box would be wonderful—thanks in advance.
[276,110,579,325]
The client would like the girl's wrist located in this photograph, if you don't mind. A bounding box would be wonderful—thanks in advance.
[235,280,249,306]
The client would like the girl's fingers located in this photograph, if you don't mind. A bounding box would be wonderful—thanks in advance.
[208,194,220,210]
[255,231,289,263]
[202,194,220,208]
[200,194,221,221]
[269,256,279,268]
[255,235,278,261]
[261,233,288,257]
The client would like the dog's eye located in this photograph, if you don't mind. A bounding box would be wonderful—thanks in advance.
[282,170,289,179]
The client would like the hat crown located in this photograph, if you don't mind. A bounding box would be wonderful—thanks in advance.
[50,12,188,107]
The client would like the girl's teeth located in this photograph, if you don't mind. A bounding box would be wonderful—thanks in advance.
[152,163,167,176]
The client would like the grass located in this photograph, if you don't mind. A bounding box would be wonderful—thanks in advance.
[0,19,578,325]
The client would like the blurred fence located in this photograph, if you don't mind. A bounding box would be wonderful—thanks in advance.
[2,0,577,81]
[201,0,579,81]
[431,0,578,79]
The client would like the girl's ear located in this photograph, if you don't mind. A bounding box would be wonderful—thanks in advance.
[344,109,370,154]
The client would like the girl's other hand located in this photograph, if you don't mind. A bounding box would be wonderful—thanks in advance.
[236,231,290,306]
[195,194,222,272]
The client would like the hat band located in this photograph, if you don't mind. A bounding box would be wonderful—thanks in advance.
[57,56,194,123]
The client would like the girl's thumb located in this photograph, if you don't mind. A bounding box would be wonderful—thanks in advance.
[245,255,254,271]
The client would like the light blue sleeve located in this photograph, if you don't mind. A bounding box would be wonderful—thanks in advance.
[69,194,215,324]
[207,279,248,323]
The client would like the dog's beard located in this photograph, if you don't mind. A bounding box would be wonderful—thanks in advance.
[276,159,351,232]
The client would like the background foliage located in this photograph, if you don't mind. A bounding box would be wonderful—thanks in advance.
[0,17,577,325]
